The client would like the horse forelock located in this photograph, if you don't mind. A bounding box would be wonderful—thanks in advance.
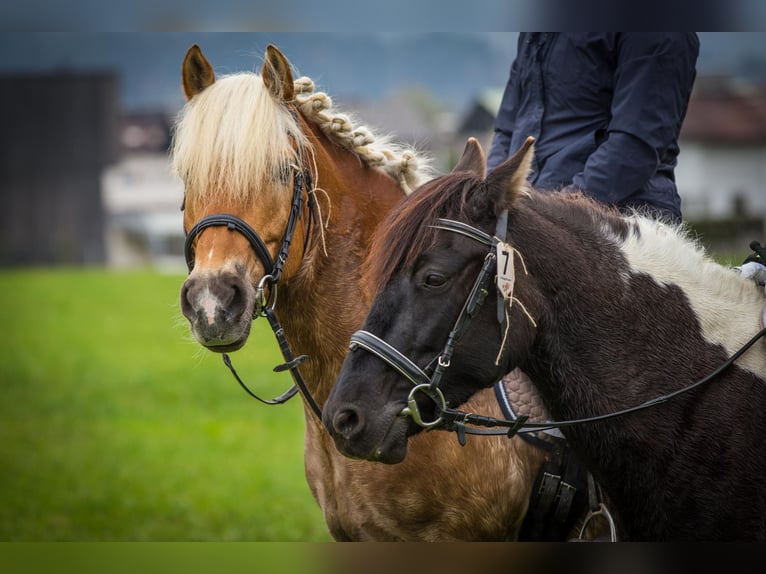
[171,72,308,211]
[365,173,483,291]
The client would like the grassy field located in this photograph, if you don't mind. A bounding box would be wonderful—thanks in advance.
[0,240,754,542]
[0,269,332,541]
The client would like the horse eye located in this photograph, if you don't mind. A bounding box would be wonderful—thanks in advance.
[424,273,447,288]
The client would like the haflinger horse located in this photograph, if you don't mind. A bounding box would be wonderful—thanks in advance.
[323,136,766,541]
[173,44,588,540]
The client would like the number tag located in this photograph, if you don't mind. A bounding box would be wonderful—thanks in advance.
[496,242,515,299]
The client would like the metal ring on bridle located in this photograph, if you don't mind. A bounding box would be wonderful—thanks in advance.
[255,274,277,315]
[400,383,446,428]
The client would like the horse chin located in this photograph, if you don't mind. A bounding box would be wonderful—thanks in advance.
[369,414,411,464]
[202,337,248,353]
[193,321,252,353]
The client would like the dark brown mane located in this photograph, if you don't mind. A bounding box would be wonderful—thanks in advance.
[365,172,485,291]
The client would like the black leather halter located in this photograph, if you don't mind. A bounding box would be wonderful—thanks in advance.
[183,164,323,419]
[185,214,274,276]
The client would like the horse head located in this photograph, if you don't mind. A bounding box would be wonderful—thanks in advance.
[174,44,312,352]
[322,137,540,463]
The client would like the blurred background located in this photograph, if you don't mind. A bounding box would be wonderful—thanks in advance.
[1,32,765,270]
[1,32,765,542]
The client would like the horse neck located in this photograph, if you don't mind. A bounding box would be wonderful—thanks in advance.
[278,122,406,407]
[507,201,640,412]
[510,197,765,418]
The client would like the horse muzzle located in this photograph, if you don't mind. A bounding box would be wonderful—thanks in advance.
[323,398,412,464]
[180,270,255,351]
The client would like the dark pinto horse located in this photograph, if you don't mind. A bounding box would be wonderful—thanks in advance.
[173,45,575,540]
[323,137,766,540]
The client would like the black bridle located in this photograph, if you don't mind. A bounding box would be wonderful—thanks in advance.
[183,161,323,419]
[348,217,511,440]
[348,217,766,445]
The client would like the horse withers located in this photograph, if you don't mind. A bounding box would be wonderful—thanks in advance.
[322,137,766,540]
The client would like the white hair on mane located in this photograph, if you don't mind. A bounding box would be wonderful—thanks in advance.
[170,70,434,209]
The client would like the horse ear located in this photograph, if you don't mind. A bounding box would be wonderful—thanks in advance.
[451,137,486,177]
[181,44,216,101]
[486,136,535,213]
[261,44,295,102]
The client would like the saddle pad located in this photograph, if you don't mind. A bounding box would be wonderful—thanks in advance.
[494,368,565,441]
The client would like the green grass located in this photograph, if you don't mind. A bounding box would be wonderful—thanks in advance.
[0,241,752,542]
[0,269,332,541]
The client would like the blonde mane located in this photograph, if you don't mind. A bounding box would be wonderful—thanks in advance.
[171,70,434,210]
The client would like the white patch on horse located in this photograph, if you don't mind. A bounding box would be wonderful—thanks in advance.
[199,287,218,326]
[618,217,766,377]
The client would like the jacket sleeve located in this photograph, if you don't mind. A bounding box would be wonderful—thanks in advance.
[571,33,699,204]
[487,56,521,173]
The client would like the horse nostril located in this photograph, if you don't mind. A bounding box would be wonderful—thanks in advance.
[332,407,361,440]
[226,281,245,318]
[180,281,195,321]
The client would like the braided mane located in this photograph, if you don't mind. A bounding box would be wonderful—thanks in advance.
[293,76,435,193]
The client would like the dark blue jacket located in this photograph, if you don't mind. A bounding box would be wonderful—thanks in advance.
[487,33,699,222]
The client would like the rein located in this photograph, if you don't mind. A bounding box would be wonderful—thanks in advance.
[183,157,323,420]
[349,217,766,444]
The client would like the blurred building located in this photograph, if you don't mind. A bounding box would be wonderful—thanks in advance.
[101,112,185,270]
[676,76,766,221]
[456,87,504,152]
[0,71,119,266]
